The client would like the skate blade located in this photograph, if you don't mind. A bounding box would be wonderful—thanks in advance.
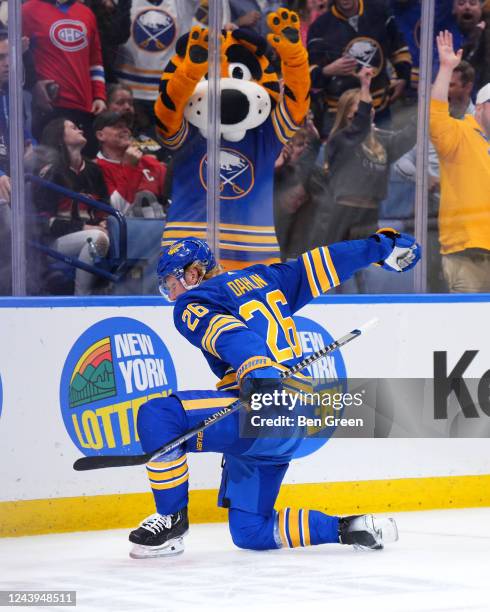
[129,536,185,559]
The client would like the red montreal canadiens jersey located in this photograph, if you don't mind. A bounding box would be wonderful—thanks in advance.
[161,101,300,265]
[23,0,106,112]
[96,152,167,214]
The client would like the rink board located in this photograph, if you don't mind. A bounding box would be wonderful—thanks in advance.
[1,295,490,536]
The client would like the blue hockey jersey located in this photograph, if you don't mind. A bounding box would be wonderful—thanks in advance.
[173,237,391,390]
[161,104,298,265]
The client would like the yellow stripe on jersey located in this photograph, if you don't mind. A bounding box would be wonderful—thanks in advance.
[160,120,189,149]
[202,315,246,358]
[146,461,188,482]
[302,252,320,298]
[311,248,331,293]
[287,508,302,547]
[275,103,297,139]
[277,99,298,133]
[278,507,310,548]
[180,397,237,411]
[210,322,246,357]
[202,315,234,354]
[271,106,299,145]
[219,232,278,244]
[322,247,340,286]
[150,472,189,490]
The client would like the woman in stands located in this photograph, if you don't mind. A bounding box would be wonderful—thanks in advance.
[325,68,416,247]
[35,118,111,295]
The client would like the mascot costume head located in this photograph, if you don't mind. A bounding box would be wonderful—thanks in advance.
[155,9,310,268]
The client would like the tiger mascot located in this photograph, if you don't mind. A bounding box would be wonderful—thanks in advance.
[155,8,310,269]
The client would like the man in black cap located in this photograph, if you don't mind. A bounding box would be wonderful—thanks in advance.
[94,111,167,217]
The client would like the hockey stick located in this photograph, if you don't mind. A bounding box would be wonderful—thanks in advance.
[73,318,378,471]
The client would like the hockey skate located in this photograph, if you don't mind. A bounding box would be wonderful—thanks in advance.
[338,514,398,551]
[129,507,189,559]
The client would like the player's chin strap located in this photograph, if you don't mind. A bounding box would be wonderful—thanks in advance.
[73,318,379,471]
[180,271,205,292]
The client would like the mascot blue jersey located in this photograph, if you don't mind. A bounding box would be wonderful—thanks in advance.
[162,111,293,264]
[173,238,387,390]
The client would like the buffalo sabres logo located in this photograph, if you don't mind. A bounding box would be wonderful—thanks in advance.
[345,37,383,77]
[133,9,176,53]
[168,242,185,255]
[199,149,254,200]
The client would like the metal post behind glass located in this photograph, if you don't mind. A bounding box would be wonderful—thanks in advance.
[414,0,435,293]
[206,0,222,257]
[8,0,27,295]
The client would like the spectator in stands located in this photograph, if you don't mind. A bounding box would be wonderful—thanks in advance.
[451,0,490,90]
[23,0,107,157]
[430,30,490,292]
[0,29,35,295]
[274,126,333,260]
[391,0,455,90]
[85,0,131,85]
[36,118,111,295]
[449,60,476,117]
[307,0,412,136]
[287,0,329,46]
[229,0,282,37]
[106,83,165,158]
[325,67,416,248]
[114,1,204,141]
[94,111,167,217]
[107,84,135,121]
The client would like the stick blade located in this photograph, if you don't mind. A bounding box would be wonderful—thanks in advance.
[73,453,150,471]
[354,317,379,335]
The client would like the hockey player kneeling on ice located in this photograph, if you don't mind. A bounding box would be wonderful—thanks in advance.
[129,232,420,558]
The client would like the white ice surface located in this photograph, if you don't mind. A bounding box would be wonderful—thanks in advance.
[1,508,490,612]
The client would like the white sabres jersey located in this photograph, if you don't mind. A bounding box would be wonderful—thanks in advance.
[115,0,230,101]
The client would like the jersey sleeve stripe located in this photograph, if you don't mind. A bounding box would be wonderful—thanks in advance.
[311,248,331,293]
[271,110,291,145]
[209,321,247,357]
[159,120,189,149]
[277,98,299,132]
[321,246,340,287]
[202,314,228,355]
[275,105,297,139]
[202,315,245,357]
[302,252,320,298]
[272,106,298,144]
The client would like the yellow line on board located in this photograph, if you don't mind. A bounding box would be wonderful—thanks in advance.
[1,474,490,537]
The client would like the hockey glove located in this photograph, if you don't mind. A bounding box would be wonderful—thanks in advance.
[373,228,421,273]
[239,366,283,413]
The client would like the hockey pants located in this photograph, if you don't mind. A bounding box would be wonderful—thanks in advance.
[137,392,339,550]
